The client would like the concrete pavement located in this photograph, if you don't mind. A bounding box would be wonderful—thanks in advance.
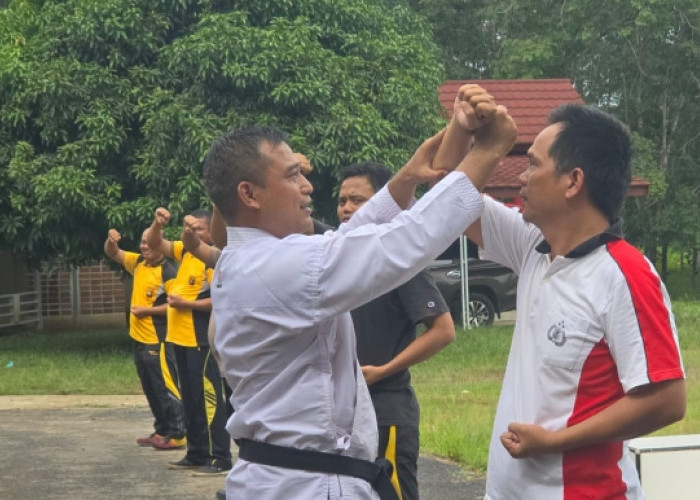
[0,396,485,499]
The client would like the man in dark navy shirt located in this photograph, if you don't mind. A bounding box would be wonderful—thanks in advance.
[338,162,456,500]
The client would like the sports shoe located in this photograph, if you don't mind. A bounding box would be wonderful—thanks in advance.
[136,433,162,447]
[167,457,206,470]
[151,435,187,450]
[191,459,232,476]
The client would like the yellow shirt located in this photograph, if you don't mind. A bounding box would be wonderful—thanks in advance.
[122,252,177,344]
[165,241,213,347]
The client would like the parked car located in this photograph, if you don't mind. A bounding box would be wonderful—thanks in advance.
[425,239,518,327]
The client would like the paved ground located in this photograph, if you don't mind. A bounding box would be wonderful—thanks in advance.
[0,396,485,499]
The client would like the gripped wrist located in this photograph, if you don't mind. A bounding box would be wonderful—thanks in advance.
[390,168,419,190]
[466,146,504,164]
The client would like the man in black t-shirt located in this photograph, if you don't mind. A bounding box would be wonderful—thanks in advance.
[338,162,456,500]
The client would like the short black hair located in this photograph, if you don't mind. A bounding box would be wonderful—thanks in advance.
[548,104,632,221]
[189,208,211,223]
[338,161,393,192]
[203,126,288,221]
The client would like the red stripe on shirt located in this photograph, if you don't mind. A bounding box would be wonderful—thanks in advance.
[564,339,627,499]
[606,240,682,382]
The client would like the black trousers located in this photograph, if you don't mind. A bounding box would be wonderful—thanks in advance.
[378,424,420,500]
[133,341,186,438]
[223,376,234,418]
[174,344,231,466]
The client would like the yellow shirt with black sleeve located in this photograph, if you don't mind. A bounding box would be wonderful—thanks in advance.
[122,252,178,344]
[165,241,214,347]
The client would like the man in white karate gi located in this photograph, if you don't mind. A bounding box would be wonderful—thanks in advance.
[202,87,516,499]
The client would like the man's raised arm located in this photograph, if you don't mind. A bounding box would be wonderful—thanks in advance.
[430,86,517,249]
[147,207,174,258]
[182,214,221,269]
[433,84,497,173]
[386,128,449,210]
[455,106,516,192]
[388,85,514,211]
[103,229,125,265]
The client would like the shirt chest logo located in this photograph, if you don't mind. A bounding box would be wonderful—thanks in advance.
[547,320,567,346]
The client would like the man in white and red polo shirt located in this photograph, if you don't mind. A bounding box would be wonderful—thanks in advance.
[437,97,686,499]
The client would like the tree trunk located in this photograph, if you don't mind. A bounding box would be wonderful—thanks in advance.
[646,243,658,265]
[660,242,668,282]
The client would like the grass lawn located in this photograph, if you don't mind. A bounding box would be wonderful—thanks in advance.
[413,300,700,474]
[0,328,140,395]
[412,324,510,472]
[0,270,698,475]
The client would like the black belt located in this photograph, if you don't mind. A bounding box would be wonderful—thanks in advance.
[236,438,399,500]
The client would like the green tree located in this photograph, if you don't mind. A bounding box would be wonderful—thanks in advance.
[0,0,445,266]
[409,0,498,79]
[416,0,700,274]
[580,0,700,276]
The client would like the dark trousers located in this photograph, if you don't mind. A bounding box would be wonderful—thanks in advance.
[378,424,420,500]
[174,344,231,466]
[223,377,234,418]
[133,341,186,438]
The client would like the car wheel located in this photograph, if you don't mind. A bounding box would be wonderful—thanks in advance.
[468,292,495,327]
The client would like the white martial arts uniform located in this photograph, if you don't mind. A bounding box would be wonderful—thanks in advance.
[212,172,483,499]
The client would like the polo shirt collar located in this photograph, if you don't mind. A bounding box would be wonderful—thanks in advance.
[535,219,623,258]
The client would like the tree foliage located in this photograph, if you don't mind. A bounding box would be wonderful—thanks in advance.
[0,0,445,266]
[415,0,700,272]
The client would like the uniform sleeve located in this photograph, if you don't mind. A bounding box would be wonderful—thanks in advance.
[603,245,685,393]
[121,252,140,275]
[480,196,543,274]
[396,270,450,326]
[172,240,185,263]
[161,259,178,293]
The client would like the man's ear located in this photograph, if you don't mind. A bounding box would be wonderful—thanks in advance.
[565,167,585,199]
[237,181,261,209]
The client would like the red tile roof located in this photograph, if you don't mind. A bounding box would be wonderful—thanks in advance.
[440,79,584,146]
[438,79,649,198]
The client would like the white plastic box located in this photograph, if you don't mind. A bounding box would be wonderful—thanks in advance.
[627,434,700,500]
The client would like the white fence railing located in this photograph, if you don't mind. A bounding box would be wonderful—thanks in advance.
[0,291,43,330]
[1,259,126,331]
